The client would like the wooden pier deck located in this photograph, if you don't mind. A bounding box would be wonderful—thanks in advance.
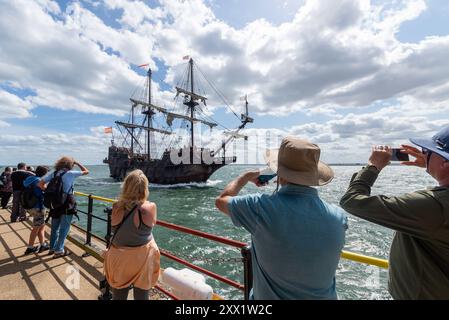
[0,208,105,299]
[0,208,168,300]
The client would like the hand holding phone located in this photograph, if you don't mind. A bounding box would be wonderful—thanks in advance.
[257,167,277,185]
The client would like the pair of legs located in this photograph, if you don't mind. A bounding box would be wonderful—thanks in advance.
[28,225,45,246]
[27,209,46,246]
[50,214,73,254]
[111,286,150,300]
[1,191,12,209]
[11,190,26,221]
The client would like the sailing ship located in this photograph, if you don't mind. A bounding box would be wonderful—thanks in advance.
[103,58,253,184]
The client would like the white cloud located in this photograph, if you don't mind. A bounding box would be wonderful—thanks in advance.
[0,0,146,116]
[0,128,110,165]
[0,89,34,119]
[2,0,448,117]
[104,0,165,29]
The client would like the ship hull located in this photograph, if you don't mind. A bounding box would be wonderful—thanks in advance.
[104,146,235,184]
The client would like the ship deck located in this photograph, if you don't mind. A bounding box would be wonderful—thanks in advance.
[0,208,164,300]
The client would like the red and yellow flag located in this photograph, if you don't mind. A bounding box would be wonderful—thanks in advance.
[104,127,113,134]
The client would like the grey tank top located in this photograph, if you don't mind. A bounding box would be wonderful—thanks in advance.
[111,207,153,247]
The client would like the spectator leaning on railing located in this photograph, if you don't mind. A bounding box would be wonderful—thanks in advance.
[103,169,160,300]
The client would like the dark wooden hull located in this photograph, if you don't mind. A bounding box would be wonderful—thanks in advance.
[104,146,235,184]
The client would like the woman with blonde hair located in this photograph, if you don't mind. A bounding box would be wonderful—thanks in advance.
[104,169,160,300]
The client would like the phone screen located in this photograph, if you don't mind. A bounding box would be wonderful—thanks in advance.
[391,149,409,161]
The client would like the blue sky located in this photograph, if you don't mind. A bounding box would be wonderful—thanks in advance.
[1,0,449,165]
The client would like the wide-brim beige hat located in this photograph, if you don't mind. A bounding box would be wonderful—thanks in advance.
[264,136,334,186]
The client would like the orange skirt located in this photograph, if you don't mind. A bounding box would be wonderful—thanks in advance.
[103,238,160,290]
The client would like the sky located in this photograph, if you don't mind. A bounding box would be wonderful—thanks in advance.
[1,0,449,165]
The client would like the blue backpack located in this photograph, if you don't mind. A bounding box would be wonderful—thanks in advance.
[20,186,38,209]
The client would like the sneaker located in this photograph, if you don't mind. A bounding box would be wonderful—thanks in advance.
[18,216,28,222]
[52,249,71,259]
[38,243,50,253]
[47,250,55,256]
[24,246,39,255]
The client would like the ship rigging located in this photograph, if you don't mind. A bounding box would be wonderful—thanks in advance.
[104,58,253,184]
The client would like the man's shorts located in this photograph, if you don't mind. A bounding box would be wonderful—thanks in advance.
[28,208,45,227]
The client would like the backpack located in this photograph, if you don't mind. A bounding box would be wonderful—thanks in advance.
[20,186,38,209]
[43,171,69,210]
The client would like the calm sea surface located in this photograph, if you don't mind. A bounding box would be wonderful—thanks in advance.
[72,164,436,300]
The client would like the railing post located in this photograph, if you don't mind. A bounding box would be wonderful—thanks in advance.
[241,245,252,300]
[104,207,113,247]
[98,206,113,301]
[86,195,93,246]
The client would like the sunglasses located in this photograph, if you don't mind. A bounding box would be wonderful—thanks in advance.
[422,148,432,166]
[422,148,431,155]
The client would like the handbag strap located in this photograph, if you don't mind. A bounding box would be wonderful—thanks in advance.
[108,204,138,249]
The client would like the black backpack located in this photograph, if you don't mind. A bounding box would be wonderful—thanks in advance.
[20,186,38,209]
[43,171,69,210]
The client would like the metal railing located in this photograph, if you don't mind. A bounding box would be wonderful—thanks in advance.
[73,191,389,300]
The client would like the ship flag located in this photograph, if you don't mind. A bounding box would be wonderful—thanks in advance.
[182,55,190,60]
[239,95,247,101]
[138,63,149,68]
[104,127,113,134]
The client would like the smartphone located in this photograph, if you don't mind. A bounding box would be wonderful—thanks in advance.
[391,148,409,161]
[258,167,277,184]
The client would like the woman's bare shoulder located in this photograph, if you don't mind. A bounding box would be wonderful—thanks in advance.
[141,201,157,224]
[141,201,156,211]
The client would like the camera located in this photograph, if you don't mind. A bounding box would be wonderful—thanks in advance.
[257,167,277,184]
[391,148,409,161]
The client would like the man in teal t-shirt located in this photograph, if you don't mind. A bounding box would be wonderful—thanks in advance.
[216,136,347,300]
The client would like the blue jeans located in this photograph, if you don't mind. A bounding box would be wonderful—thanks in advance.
[50,214,73,253]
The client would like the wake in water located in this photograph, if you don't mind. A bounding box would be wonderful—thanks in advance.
[149,180,223,189]
[80,175,223,189]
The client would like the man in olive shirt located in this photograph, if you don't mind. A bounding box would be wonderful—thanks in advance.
[340,125,449,299]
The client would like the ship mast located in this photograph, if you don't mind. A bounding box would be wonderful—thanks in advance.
[214,95,253,156]
[139,68,156,159]
[190,59,194,154]
[183,58,198,163]
[131,104,135,154]
[147,68,153,159]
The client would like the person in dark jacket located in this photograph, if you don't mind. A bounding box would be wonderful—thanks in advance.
[0,167,13,209]
[23,166,49,255]
[11,163,34,222]
[340,125,449,299]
